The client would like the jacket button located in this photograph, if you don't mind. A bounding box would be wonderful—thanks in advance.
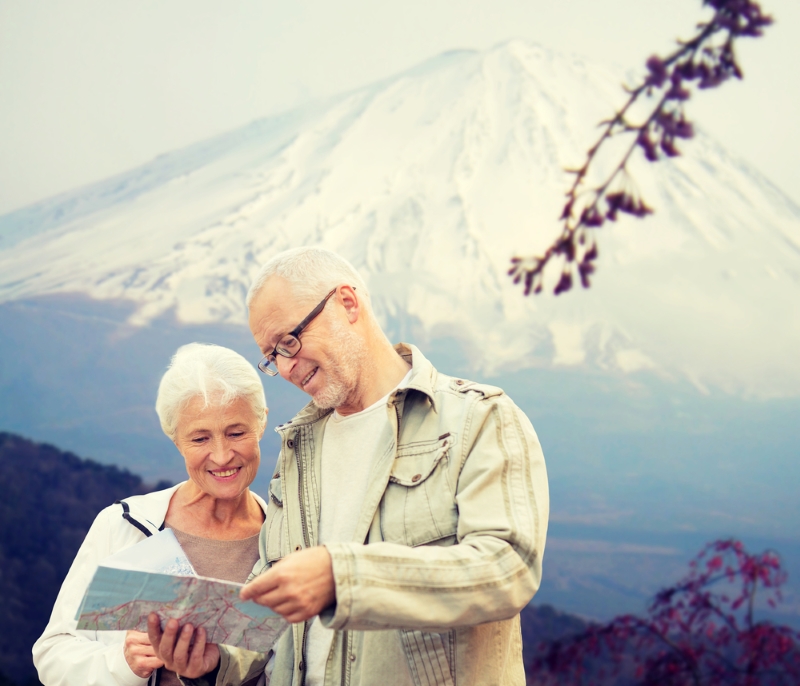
[411,474,422,483]
[287,439,295,449]
[349,654,356,662]
[299,661,304,671]
[295,545,302,551]
[456,379,464,385]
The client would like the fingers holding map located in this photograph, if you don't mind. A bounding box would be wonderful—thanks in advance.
[147,614,220,678]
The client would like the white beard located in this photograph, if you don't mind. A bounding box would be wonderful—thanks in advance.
[310,316,367,410]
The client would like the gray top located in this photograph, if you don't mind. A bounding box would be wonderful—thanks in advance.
[169,526,261,583]
[159,526,261,686]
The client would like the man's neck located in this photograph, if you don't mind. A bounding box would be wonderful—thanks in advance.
[335,342,410,417]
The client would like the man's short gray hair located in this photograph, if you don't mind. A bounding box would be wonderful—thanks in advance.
[155,343,267,440]
[246,247,371,310]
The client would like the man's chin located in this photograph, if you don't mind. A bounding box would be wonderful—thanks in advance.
[310,383,349,411]
[311,392,338,411]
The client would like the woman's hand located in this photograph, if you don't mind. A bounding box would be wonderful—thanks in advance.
[147,613,220,679]
[123,630,164,678]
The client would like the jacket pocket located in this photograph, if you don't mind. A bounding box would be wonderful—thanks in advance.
[401,629,455,686]
[381,434,457,547]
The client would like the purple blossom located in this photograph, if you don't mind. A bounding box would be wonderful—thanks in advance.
[531,538,800,685]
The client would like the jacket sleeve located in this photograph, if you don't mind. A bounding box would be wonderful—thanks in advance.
[32,506,148,686]
[321,394,549,632]
[182,642,280,686]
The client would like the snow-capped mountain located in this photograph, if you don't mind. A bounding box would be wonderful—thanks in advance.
[1,41,799,397]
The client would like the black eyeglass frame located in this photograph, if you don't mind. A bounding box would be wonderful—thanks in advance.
[257,286,352,376]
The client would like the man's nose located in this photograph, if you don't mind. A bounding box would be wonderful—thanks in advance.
[276,354,297,380]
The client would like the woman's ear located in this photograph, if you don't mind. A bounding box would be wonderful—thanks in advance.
[259,408,269,439]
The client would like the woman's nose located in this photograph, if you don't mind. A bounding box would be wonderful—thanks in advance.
[211,438,235,465]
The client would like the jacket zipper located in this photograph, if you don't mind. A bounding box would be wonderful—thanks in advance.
[294,430,311,686]
[299,620,309,686]
[294,431,311,549]
[341,630,352,685]
[394,401,402,448]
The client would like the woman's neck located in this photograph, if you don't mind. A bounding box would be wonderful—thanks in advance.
[165,481,264,540]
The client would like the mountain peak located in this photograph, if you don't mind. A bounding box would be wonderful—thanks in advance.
[1,40,798,397]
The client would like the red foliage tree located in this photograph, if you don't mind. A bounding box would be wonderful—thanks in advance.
[509,0,773,297]
[530,539,800,685]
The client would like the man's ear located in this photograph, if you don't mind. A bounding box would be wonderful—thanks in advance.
[338,284,360,324]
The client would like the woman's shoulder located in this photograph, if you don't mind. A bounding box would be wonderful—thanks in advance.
[251,489,269,514]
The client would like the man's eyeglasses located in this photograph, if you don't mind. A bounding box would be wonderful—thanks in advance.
[257,287,347,376]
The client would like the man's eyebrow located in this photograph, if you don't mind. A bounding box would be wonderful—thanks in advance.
[262,330,282,355]
[257,318,281,355]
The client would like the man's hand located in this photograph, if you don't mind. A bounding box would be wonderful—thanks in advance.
[123,630,164,678]
[240,545,335,624]
[147,613,220,679]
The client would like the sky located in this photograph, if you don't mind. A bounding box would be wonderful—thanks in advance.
[0,0,797,216]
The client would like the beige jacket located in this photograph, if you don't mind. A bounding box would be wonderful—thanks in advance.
[207,344,548,686]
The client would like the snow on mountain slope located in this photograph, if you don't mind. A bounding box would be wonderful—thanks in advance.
[1,41,799,397]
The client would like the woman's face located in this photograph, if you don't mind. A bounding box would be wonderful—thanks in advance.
[173,395,266,501]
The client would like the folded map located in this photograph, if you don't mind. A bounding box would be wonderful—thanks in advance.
[75,530,287,652]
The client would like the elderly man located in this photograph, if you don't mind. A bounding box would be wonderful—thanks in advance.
[151,247,548,686]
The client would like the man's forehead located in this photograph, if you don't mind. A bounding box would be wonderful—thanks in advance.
[249,278,313,346]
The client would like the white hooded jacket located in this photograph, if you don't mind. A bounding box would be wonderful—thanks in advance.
[32,483,268,686]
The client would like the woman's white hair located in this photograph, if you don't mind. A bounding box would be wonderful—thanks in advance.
[246,246,371,311]
[155,343,267,440]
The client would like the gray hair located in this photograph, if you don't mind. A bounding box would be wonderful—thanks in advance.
[155,343,267,440]
[246,246,371,311]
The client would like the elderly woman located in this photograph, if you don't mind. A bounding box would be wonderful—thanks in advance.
[33,343,269,686]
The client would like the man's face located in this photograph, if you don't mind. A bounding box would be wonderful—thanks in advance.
[249,278,365,409]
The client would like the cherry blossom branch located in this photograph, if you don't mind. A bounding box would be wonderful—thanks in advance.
[509,0,772,296]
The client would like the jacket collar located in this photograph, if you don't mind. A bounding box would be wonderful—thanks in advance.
[121,482,184,533]
[277,342,438,431]
[121,482,269,532]
[392,342,437,410]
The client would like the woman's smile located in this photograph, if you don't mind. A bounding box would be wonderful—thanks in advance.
[208,466,242,480]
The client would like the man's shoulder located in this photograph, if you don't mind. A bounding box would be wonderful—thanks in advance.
[427,367,535,430]
[401,343,507,405]
[409,368,521,425]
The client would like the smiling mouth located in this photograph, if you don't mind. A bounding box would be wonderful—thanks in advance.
[209,467,241,478]
[301,368,318,387]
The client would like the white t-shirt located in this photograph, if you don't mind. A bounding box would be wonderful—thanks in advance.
[305,370,411,686]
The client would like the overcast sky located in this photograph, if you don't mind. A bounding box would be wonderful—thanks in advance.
[0,0,797,215]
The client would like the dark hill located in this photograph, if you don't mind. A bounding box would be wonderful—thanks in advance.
[0,432,170,685]
[0,431,591,686]
[521,603,594,683]
[521,603,591,656]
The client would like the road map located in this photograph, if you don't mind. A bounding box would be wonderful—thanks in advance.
[75,530,287,651]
